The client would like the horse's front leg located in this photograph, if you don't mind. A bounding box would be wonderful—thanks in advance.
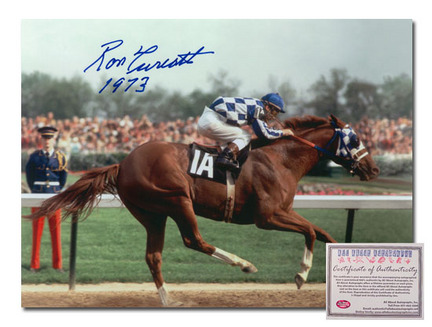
[255,209,333,289]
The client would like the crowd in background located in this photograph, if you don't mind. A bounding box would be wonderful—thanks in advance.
[21,113,214,159]
[21,112,412,160]
[353,116,412,156]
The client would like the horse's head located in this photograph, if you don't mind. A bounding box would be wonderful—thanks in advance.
[328,114,380,181]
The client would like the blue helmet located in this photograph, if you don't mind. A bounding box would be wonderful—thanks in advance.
[261,93,285,113]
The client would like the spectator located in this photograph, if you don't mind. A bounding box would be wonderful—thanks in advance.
[25,126,67,273]
[57,132,72,160]
[353,117,412,156]
[21,114,412,156]
[70,136,82,154]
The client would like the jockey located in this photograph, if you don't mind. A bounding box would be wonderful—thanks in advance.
[197,93,294,171]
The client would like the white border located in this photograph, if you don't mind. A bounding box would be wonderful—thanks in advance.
[5,0,432,326]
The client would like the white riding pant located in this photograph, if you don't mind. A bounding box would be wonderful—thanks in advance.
[197,107,251,150]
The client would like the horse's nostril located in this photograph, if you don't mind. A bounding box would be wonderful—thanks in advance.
[372,167,380,176]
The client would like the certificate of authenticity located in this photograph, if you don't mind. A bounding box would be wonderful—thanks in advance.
[326,243,423,319]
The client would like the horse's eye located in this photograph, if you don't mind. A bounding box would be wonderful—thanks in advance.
[350,135,360,148]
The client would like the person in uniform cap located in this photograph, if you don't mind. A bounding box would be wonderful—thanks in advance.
[197,93,294,171]
[25,126,68,272]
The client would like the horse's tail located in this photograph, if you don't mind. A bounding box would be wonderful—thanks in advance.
[23,164,120,221]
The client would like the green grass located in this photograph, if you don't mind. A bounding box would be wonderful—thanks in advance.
[21,206,412,285]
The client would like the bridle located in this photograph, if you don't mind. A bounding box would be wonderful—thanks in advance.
[330,121,369,172]
[285,120,369,175]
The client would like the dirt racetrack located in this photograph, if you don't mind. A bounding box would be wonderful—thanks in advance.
[22,283,326,308]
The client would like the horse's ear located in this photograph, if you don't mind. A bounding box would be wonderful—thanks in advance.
[329,114,337,122]
[329,114,340,128]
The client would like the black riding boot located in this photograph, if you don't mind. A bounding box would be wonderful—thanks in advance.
[215,143,240,171]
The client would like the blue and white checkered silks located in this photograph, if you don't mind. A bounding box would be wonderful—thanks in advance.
[209,96,264,125]
[334,125,369,161]
[209,96,284,139]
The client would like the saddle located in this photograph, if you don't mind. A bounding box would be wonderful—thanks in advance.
[187,143,249,183]
[187,143,250,223]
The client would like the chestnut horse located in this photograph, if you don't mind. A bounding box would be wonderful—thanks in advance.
[25,114,379,306]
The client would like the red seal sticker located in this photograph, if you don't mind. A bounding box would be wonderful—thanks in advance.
[336,300,351,309]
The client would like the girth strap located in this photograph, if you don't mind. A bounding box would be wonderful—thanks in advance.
[224,171,236,223]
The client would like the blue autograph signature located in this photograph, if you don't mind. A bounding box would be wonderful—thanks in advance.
[83,40,215,94]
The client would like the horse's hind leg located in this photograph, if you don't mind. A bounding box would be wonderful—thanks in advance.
[122,200,178,306]
[211,248,257,273]
[143,217,174,305]
[172,199,257,273]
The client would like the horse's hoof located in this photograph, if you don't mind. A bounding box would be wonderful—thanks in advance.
[295,273,305,289]
[241,265,258,273]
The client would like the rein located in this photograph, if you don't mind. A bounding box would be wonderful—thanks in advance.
[288,134,356,173]
[289,134,336,159]
[274,116,338,161]
[274,117,362,174]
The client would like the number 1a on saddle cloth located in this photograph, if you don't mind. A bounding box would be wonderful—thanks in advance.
[187,143,249,184]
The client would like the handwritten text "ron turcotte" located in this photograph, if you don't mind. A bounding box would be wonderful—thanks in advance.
[83,40,215,94]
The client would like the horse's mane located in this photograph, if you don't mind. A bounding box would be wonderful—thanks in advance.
[250,115,330,149]
[283,115,329,131]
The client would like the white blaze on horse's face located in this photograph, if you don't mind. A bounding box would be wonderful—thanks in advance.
[335,124,369,163]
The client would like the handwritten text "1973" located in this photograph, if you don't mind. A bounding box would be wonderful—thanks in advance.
[83,40,215,94]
